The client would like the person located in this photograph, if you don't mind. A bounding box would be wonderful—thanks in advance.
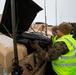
[51,26,59,44]
[31,22,76,75]
[45,26,59,75]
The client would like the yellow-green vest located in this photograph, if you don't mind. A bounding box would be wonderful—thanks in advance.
[52,35,58,44]
[52,34,76,75]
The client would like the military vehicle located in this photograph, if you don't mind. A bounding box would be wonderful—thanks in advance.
[0,0,76,75]
[0,0,50,75]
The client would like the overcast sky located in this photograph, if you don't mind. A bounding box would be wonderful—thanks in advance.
[0,0,76,25]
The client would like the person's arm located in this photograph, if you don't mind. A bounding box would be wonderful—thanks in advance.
[31,41,46,60]
[31,41,69,61]
[46,42,69,60]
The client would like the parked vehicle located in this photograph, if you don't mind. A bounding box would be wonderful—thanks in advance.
[0,0,48,75]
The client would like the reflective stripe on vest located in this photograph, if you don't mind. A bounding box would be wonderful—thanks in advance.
[58,38,76,60]
[52,35,76,75]
[53,62,76,66]
[53,37,76,66]
[64,38,76,50]
[58,52,76,60]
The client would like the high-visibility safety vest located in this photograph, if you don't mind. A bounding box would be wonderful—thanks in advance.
[52,34,76,75]
[52,36,58,44]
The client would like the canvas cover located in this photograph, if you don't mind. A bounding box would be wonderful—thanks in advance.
[0,33,27,71]
[0,33,46,75]
[0,0,43,36]
[20,52,46,75]
[17,31,50,53]
[0,0,47,75]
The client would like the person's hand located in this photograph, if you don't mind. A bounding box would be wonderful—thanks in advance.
[31,41,40,49]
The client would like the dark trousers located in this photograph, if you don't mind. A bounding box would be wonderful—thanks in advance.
[45,61,57,75]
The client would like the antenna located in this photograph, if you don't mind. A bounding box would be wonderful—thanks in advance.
[11,0,23,74]
[11,0,18,65]
[55,0,57,26]
[44,0,47,36]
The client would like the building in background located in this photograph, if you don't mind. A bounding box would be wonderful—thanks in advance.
[0,0,76,26]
